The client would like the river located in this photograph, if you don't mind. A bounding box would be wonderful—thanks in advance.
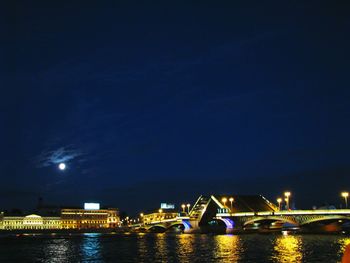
[0,233,349,262]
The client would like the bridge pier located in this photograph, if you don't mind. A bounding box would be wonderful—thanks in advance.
[220,218,235,234]
[183,220,201,234]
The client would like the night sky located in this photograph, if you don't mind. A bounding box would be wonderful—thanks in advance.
[2,1,350,214]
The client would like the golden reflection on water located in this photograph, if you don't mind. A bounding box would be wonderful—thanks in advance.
[175,234,196,263]
[337,237,350,258]
[338,237,350,250]
[273,235,302,263]
[176,234,195,255]
[136,233,148,261]
[214,235,241,263]
[154,233,168,261]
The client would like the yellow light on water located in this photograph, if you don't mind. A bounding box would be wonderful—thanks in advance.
[274,235,302,262]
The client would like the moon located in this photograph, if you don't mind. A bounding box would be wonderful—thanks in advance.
[58,163,66,170]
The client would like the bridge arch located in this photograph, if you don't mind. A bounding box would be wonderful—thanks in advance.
[216,218,235,230]
[144,220,192,232]
[299,215,350,226]
[145,224,167,232]
[243,216,297,227]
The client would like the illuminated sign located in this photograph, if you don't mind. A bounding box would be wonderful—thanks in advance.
[84,203,100,210]
[160,203,175,209]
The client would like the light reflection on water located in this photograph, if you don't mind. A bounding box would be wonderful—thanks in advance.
[273,235,303,262]
[176,234,197,263]
[176,234,195,260]
[43,239,71,263]
[154,233,168,262]
[81,233,103,262]
[337,237,350,259]
[0,233,349,262]
[136,233,148,262]
[214,235,241,262]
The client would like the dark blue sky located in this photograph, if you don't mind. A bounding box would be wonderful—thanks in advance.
[1,1,350,213]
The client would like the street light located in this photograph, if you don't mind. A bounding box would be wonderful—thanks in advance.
[229,197,234,211]
[221,197,227,207]
[277,198,282,210]
[341,192,349,208]
[284,192,291,210]
[181,204,186,213]
[186,204,190,214]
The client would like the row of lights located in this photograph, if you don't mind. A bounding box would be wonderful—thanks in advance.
[221,197,234,210]
[137,203,191,222]
[181,204,191,214]
[276,192,291,210]
[277,191,349,210]
[136,192,350,221]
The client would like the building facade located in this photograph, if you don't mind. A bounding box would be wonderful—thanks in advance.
[0,207,119,231]
[143,211,179,225]
[0,212,3,229]
[61,208,119,229]
[1,214,61,230]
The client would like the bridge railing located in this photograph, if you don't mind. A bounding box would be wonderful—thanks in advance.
[143,216,190,225]
[216,209,350,217]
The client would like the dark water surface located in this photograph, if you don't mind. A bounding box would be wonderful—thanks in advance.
[0,233,349,262]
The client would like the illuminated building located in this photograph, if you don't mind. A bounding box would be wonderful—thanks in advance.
[143,204,179,224]
[0,212,3,229]
[60,207,119,229]
[143,211,179,224]
[0,203,120,231]
[1,214,61,230]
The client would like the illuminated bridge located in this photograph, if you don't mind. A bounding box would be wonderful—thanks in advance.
[216,209,350,232]
[132,195,350,233]
[131,210,192,232]
[138,216,192,232]
[132,195,273,233]
[210,195,350,233]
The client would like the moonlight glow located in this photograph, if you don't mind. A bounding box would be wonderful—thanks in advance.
[58,163,66,170]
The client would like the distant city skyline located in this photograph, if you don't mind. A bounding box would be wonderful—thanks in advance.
[1,189,349,217]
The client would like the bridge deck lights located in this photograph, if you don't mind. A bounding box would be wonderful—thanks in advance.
[181,204,186,213]
[221,198,227,207]
[186,204,190,214]
[229,197,234,211]
[341,192,349,208]
[284,192,291,210]
[277,198,282,210]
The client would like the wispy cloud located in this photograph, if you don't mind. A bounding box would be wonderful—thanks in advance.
[35,146,85,168]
